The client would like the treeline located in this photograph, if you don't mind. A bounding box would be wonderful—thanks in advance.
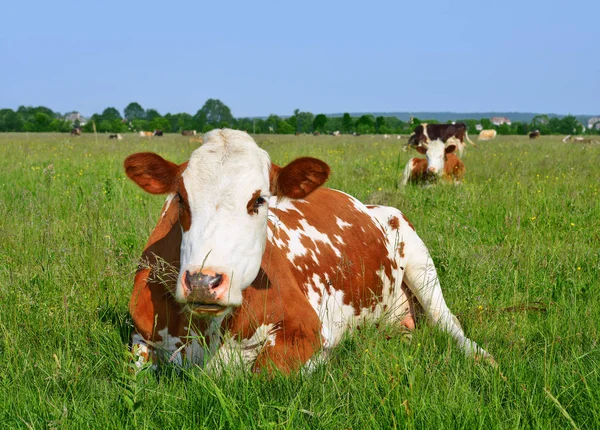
[0,100,596,135]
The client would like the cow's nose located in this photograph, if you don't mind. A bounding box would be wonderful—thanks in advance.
[427,167,437,173]
[185,270,223,290]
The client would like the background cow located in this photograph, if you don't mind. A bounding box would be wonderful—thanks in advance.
[407,122,476,157]
[109,133,123,140]
[529,130,540,139]
[70,128,82,136]
[478,129,497,141]
[139,131,153,137]
[182,130,197,136]
[562,135,599,144]
[401,139,465,185]
[124,129,492,373]
[153,130,164,136]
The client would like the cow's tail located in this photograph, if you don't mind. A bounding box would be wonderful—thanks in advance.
[465,131,477,147]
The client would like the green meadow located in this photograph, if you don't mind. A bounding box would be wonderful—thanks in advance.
[0,132,598,429]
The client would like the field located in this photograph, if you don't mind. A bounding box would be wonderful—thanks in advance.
[0,132,599,429]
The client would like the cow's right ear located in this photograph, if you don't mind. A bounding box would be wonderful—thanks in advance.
[270,157,330,199]
[416,145,427,154]
[124,152,182,194]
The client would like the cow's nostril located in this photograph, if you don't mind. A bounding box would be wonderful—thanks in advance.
[208,273,223,289]
[184,270,223,290]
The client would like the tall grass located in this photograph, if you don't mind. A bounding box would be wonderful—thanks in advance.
[0,132,598,429]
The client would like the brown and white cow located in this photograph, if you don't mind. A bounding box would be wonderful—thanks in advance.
[139,131,154,137]
[529,130,540,139]
[71,128,82,136]
[125,129,491,372]
[401,139,465,186]
[407,123,476,157]
[182,130,197,136]
[478,129,497,141]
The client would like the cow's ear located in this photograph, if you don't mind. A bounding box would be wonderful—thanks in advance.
[270,157,330,199]
[416,145,427,154]
[445,144,457,154]
[124,152,182,194]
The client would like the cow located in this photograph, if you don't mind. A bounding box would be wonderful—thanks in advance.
[109,134,123,140]
[182,130,197,136]
[401,139,465,186]
[407,123,476,157]
[478,129,497,141]
[139,131,153,137]
[330,131,341,136]
[153,130,164,136]
[529,130,540,139]
[124,129,492,373]
[563,135,600,144]
[71,128,82,136]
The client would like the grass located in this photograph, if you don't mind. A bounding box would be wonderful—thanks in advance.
[0,132,598,429]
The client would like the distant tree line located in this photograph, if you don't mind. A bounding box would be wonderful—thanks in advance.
[0,101,596,135]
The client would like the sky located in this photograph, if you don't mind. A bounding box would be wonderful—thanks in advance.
[1,0,599,118]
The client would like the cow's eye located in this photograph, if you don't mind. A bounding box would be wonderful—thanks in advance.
[255,196,267,207]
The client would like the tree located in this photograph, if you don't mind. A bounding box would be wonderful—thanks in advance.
[145,109,161,122]
[558,115,583,135]
[295,110,314,133]
[277,120,294,134]
[195,99,234,129]
[102,107,122,121]
[0,109,24,131]
[264,115,280,133]
[313,114,328,133]
[355,115,375,134]
[124,102,145,120]
[148,117,170,132]
[342,113,354,133]
[375,116,385,133]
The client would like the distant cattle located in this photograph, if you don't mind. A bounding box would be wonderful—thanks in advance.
[330,131,341,136]
[529,130,540,139]
[562,135,600,144]
[153,130,164,136]
[109,134,123,140]
[71,128,82,136]
[139,131,153,137]
[478,129,497,141]
[182,130,197,136]
[407,123,476,157]
[124,129,492,372]
[401,139,465,186]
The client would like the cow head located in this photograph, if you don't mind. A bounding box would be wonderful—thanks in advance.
[407,123,430,148]
[125,129,330,317]
[416,139,456,175]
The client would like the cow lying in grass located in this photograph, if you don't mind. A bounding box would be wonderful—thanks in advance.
[124,129,492,373]
[401,139,465,186]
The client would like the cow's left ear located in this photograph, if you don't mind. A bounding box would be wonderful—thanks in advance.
[270,157,330,199]
[445,144,457,154]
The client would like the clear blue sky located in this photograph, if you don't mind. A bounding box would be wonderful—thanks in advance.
[1,0,598,118]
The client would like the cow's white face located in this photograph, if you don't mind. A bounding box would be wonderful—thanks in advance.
[176,130,271,314]
[419,139,455,176]
[124,129,330,317]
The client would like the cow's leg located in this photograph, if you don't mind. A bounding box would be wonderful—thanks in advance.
[253,315,323,374]
[398,221,494,362]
